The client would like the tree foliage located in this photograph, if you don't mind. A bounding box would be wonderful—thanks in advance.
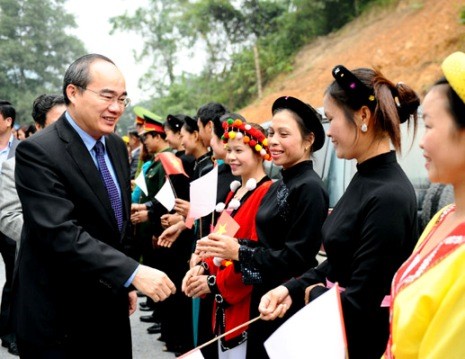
[111,0,389,116]
[110,0,185,95]
[0,0,85,123]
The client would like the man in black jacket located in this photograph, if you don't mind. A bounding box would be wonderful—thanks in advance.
[13,54,175,358]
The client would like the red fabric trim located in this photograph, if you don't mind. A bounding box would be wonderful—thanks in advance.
[386,205,465,358]
[135,116,144,125]
[206,180,272,342]
[143,122,164,133]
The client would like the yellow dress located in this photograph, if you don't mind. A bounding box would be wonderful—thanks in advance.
[384,204,465,358]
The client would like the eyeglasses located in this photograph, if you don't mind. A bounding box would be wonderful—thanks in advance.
[77,86,131,108]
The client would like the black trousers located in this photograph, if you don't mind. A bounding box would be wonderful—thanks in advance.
[0,233,16,338]
[17,338,67,359]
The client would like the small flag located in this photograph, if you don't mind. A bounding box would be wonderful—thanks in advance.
[184,216,195,229]
[134,171,148,196]
[154,179,176,211]
[213,211,240,237]
[188,166,218,219]
[212,211,240,266]
[178,349,205,358]
[264,285,347,359]
[157,152,188,177]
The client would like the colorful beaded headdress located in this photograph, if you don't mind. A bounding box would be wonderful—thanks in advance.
[221,117,271,160]
[441,51,465,105]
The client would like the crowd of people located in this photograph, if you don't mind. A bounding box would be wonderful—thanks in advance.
[0,50,463,359]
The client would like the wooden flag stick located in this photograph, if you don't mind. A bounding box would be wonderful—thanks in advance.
[166,175,178,198]
[178,316,262,358]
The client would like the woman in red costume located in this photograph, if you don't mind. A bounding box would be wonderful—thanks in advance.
[182,115,272,358]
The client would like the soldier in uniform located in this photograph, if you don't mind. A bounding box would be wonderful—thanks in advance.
[132,115,193,354]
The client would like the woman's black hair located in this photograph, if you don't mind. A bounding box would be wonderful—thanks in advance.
[182,115,199,133]
[326,66,420,153]
[434,77,465,129]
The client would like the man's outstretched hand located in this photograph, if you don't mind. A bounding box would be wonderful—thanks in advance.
[132,265,176,302]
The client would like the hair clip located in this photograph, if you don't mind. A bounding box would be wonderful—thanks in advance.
[332,65,376,107]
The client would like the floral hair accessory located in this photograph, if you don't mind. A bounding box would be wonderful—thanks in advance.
[441,51,465,104]
[332,65,376,108]
[221,118,271,160]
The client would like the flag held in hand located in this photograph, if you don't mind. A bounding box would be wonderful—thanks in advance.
[156,152,188,177]
[134,171,148,196]
[188,166,218,219]
[213,211,240,237]
[155,179,176,211]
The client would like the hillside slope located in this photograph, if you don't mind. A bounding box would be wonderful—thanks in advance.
[240,0,465,122]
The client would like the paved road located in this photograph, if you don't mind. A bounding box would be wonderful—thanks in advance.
[131,297,176,359]
[0,256,176,358]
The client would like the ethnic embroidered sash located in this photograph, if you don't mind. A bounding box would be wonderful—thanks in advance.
[385,205,465,358]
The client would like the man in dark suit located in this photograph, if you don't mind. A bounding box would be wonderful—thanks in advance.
[0,100,20,355]
[13,54,175,358]
[0,95,65,356]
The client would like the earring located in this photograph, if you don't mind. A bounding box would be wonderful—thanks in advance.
[361,123,368,133]
[304,147,309,152]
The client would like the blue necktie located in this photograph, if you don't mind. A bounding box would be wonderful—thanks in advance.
[94,140,123,231]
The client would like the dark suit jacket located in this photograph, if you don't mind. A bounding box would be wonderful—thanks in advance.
[13,114,139,357]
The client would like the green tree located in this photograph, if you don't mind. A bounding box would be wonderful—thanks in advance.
[0,0,85,123]
[110,0,185,96]
[110,0,286,110]
[111,0,383,115]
